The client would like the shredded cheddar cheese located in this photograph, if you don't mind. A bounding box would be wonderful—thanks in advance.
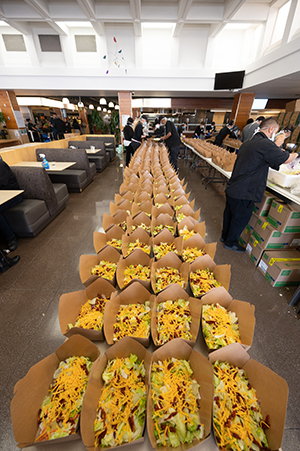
[151,358,204,447]
[182,247,205,262]
[69,294,109,331]
[202,303,241,349]
[123,264,150,286]
[179,225,196,241]
[153,224,175,236]
[107,239,122,249]
[36,356,92,442]
[91,261,117,281]
[113,302,151,341]
[155,266,185,292]
[190,268,220,297]
[94,355,146,447]
[153,242,178,259]
[156,299,192,345]
[131,223,151,233]
[213,361,269,451]
[126,239,151,256]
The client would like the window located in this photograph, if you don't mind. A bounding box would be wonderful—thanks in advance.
[271,1,291,44]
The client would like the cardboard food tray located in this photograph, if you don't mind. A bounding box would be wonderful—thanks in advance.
[151,284,201,347]
[119,182,138,194]
[152,203,174,219]
[134,192,152,205]
[154,192,172,207]
[102,210,129,232]
[131,200,152,218]
[110,199,132,216]
[93,225,125,254]
[59,278,117,340]
[104,281,155,346]
[173,195,195,210]
[183,234,217,261]
[209,343,288,451]
[176,204,200,222]
[115,191,134,204]
[201,287,255,350]
[154,184,170,196]
[189,254,231,297]
[152,229,183,258]
[147,338,213,451]
[81,337,151,451]
[171,187,190,200]
[151,214,177,237]
[11,335,100,448]
[136,185,152,196]
[127,211,151,235]
[151,252,190,293]
[178,218,206,240]
[79,246,121,287]
[122,228,152,257]
[116,248,153,290]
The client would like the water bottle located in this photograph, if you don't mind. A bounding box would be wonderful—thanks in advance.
[39,153,49,169]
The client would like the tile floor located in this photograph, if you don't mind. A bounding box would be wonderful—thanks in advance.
[1,153,299,451]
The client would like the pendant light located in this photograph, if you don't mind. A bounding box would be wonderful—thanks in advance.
[115,105,119,110]
[89,104,94,110]
[108,101,114,108]
[62,97,69,104]
[78,96,84,108]
[103,108,107,112]
[97,106,101,111]
[100,98,107,105]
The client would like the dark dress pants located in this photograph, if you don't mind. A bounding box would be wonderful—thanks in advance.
[0,194,23,241]
[168,145,180,172]
[222,194,255,247]
[125,144,134,166]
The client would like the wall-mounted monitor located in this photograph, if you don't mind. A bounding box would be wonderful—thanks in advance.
[214,71,245,90]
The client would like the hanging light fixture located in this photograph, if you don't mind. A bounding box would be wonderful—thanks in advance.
[62,97,69,104]
[103,108,107,112]
[89,104,94,109]
[100,98,107,105]
[115,105,119,110]
[108,101,114,108]
[78,96,84,108]
[97,106,101,111]
[108,110,111,113]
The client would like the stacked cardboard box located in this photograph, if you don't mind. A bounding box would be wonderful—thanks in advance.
[239,192,274,248]
[258,249,300,287]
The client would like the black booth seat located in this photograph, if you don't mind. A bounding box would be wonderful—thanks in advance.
[4,167,69,237]
[36,148,96,193]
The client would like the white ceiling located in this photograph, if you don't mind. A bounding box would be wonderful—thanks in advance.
[0,0,300,100]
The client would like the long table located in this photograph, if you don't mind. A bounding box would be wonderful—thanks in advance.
[184,142,300,206]
[0,190,24,206]
[12,161,76,171]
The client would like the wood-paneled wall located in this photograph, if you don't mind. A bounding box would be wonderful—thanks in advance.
[230,93,255,130]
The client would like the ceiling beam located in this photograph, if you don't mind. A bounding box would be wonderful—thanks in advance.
[3,20,31,35]
[77,0,105,36]
[281,0,298,45]
[24,0,67,35]
[130,0,142,36]
[173,0,193,37]
[209,0,247,38]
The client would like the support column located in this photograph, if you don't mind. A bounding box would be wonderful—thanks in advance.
[78,107,90,134]
[118,92,132,129]
[230,93,255,131]
[0,90,29,143]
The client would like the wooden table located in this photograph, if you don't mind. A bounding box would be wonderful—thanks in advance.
[12,161,76,171]
[85,148,102,154]
[0,190,24,206]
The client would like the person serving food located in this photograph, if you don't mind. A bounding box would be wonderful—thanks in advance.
[221,117,298,253]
